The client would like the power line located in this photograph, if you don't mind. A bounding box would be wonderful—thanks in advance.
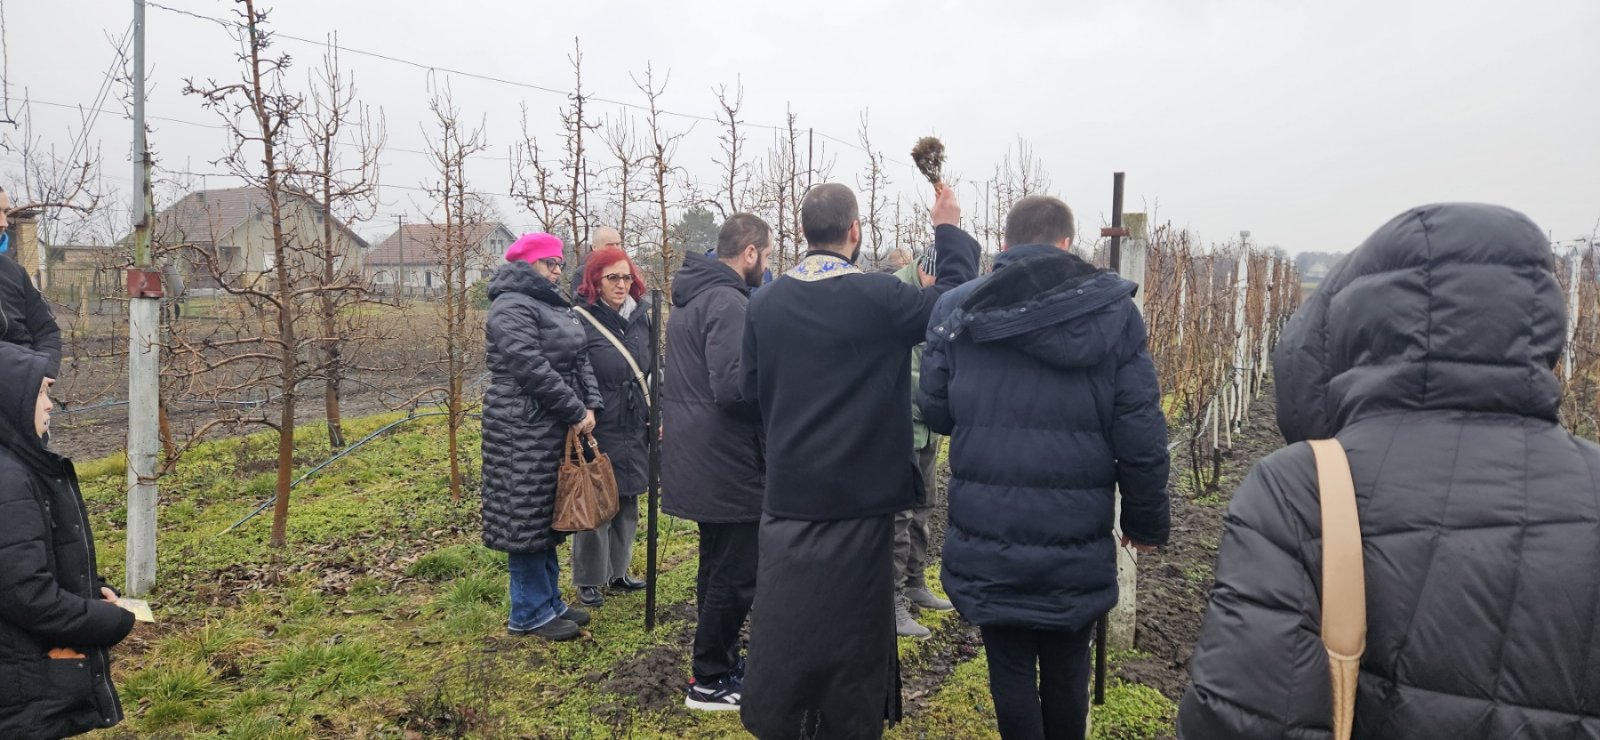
[141,0,918,171]
[51,21,134,203]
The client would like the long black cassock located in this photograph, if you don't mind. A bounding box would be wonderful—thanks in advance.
[738,224,979,739]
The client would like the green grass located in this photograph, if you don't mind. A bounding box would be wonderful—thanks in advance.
[75,450,127,481]
[1092,679,1179,739]
[78,408,1185,738]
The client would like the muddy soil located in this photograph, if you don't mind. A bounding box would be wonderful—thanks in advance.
[1117,384,1284,702]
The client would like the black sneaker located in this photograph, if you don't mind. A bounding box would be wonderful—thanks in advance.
[685,675,742,711]
[609,575,647,592]
[579,586,605,607]
[509,618,580,641]
[562,606,591,627]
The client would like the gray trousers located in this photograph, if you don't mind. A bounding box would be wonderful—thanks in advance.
[895,437,942,592]
[572,495,641,586]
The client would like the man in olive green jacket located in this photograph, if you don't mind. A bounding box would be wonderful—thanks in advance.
[892,250,954,639]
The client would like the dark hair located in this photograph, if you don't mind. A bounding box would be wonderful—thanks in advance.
[1005,195,1076,247]
[716,213,772,260]
[800,183,859,248]
[576,246,647,303]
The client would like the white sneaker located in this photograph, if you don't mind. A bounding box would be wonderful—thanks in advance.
[685,676,742,711]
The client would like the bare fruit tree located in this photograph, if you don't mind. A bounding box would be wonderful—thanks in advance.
[634,64,685,294]
[422,81,488,502]
[510,104,564,235]
[295,38,385,449]
[713,80,750,219]
[180,0,367,547]
[855,109,889,265]
[599,113,646,248]
[560,38,597,273]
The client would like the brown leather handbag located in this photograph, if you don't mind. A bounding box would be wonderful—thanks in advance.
[553,430,620,532]
[1309,439,1366,740]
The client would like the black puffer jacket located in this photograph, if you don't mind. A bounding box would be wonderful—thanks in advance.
[662,253,764,523]
[480,262,602,553]
[0,344,134,739]
[921,245,1169,631]
[1178,203,1600,739]
[0,253,62,378]
[577,294,654,497]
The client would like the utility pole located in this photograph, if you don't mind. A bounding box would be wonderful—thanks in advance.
[807,127,815,192]
[125,0,162,597]
[397,213,406,298]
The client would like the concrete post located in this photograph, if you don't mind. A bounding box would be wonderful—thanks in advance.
[1109,213,1148,651]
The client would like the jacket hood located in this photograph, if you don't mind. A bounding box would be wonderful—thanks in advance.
[0,342,59,472]
[1273,203,1563,443]
[942,245,1137,370]
[672,252,750,307]
[488,261,570,307]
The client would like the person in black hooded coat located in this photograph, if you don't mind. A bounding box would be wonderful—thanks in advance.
[0,185,63,377]
[920,195,1169,740]
[1177,203,1600,739]
[481,233,603,641]
[0,343,135,739]
[662,215,770,710]
[569,246,655,605]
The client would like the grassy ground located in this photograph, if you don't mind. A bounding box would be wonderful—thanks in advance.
[79,411,1175,738]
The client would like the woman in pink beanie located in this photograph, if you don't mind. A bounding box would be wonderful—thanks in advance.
[480,232,603,641]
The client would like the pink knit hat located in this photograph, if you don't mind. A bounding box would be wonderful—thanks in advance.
[505,232,564,264]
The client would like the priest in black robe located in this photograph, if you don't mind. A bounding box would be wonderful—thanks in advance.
[738,183,979,738]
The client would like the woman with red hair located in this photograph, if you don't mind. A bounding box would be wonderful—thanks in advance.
[570,245,655,606]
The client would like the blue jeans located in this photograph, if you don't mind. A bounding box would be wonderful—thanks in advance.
[507,548,572,631]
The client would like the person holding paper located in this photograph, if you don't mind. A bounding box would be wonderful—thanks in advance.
[0,342,137,738]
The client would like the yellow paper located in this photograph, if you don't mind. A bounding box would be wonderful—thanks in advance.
[117,598,155,623]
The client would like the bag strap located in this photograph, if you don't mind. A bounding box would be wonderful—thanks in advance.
[1309,438,1366,740]
[566,428,585,465]
[573,305,651,409]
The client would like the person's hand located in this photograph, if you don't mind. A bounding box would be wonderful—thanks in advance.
[930,182,960,227]
[1120,536,1157,554]
[573,409,597,435]
[100,587,119,604]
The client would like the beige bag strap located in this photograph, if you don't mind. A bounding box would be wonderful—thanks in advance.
[1309,439,1366,740]
[573,305,651,409]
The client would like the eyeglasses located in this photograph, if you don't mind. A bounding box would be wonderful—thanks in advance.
[602,273,634,284]
[537,258,565,271]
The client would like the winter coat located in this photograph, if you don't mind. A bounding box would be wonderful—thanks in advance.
[0,344,134,739]
[920,244,1169,631]
[1178,203,1600,739]
[741,224,980,522]
[480,262,603,553]
[661,253,765,523]
[0,254,62,378]
[578,294,654,497]
[893,262,934,451]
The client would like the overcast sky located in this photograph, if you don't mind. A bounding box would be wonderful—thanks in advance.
[3,0,1597,254]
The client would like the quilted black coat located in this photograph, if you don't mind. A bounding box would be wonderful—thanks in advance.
[0,253,62,377]
[577,294,653,497]
[481,262,602,553]
[0,344,134,739]
[920,244,1170,631]
[1178,203,1600,738]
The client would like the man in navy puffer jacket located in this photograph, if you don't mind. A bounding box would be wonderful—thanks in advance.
[920,195,1170,740]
